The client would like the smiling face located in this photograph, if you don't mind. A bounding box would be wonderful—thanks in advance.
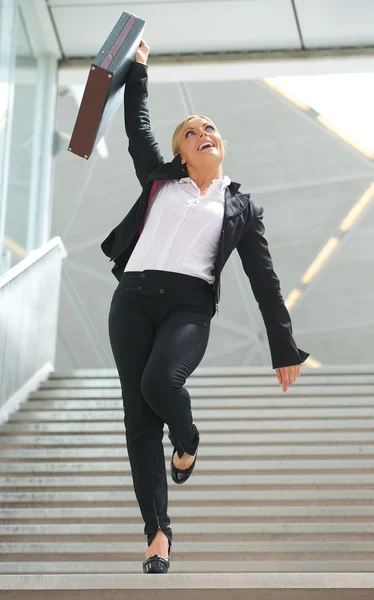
[176,116,225,170]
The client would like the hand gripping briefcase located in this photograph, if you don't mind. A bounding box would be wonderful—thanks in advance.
[68,11,145,159]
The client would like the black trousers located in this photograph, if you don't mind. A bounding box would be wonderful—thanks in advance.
[108,269,213,551]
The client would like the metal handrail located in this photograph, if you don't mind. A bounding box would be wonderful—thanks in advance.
[0,237,66,286]
[0,236,67,423]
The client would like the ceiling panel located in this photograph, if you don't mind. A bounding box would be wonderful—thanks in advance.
[48,0,259,4]
[49,0,301,58]
[295,0,374,48]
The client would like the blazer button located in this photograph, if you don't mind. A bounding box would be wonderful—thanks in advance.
[137,286,142,291]
[159,288,164,294]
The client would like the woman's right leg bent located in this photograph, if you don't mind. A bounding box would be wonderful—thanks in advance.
[108,293,172,548]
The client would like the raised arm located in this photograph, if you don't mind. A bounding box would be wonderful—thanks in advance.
[236,202,310,370]
[124,40,165,188]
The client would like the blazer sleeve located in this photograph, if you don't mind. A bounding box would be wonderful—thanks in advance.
[124,62,165,188]
[236,203,310,370]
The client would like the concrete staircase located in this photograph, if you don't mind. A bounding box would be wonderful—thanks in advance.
[1,366,374,598]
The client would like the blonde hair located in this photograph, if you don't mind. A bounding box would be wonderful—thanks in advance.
[172,114,228,157]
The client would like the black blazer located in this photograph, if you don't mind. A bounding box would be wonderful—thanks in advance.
[101,61,310,370]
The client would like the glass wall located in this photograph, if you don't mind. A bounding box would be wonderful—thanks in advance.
[0,0,59,274]
[0,0,17,271]
[4,5,38,268]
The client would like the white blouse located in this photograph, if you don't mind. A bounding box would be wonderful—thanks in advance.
[124,175,231,284]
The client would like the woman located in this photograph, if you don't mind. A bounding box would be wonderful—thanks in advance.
[102,39,310,574]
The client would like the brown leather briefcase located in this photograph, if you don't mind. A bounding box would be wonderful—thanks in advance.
[68,11,145,159]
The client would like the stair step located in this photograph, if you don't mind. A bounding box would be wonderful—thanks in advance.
[2,572,374,600]
[0,445,372,459]
[29,385,374,399]
[23,397,374,408]
[2,473,374,488]
[1,522,374,535]
[49,365,374,377]
[3,419,374,433]
[38,375,374,389]
[2,492,374,506]
[1,432,373,445]
[0,561,367,576]
[2,458,374,473]
[2,540,374,554]
[9,408,374,421]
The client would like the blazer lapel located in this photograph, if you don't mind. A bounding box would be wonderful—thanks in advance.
[224,185,249,218]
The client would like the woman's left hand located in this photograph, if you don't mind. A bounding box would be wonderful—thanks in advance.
[276,364,301,393]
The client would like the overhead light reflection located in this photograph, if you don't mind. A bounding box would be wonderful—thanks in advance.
[285,288,302,311]
[316,115,374,159]
[340,182,374,231]
[304,357,322,368]
[263,78,310,111]
[301,238,340,285]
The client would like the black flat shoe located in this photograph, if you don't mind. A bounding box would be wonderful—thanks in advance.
[142,554,170,574]
[142,539,171,574]
[171,446,198,484]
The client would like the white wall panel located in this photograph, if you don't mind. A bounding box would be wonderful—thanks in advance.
[50,0,301,58]
[295,0,374,48]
